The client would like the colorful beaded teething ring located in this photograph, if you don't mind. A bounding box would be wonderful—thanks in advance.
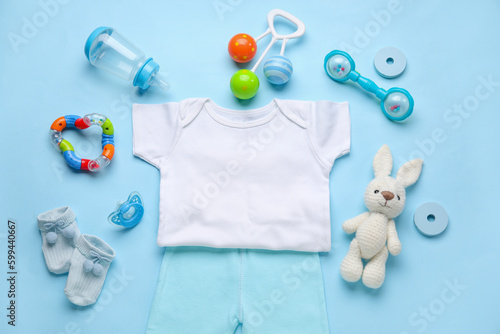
[50,114,115,172]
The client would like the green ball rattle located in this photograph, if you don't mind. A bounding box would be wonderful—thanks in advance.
[230,69,260,100]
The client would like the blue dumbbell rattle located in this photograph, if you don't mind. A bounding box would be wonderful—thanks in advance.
[324,50,414,121]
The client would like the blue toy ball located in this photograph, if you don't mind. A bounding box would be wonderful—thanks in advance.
[263,55,293,85]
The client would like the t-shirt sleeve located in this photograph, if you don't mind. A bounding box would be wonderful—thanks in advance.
[132,102,180,168]
[307,101,351,168]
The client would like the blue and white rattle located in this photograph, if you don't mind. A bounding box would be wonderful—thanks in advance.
[253,9,305,85]
[108,192,144,228]
[324,50,414,121]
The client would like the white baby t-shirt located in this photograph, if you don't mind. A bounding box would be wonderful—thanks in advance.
[133,98,350,252]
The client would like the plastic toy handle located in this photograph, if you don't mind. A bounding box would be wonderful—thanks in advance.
[267,9,306,40]
[353,74,380,95]
[251,37,277,72]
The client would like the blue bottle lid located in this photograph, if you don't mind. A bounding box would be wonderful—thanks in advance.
[133,58,160,90]
[84,26,113,60]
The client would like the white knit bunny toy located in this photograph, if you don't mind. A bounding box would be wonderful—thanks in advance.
[340,145,423,289]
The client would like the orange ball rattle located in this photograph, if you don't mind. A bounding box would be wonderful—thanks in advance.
[228,33,257,63]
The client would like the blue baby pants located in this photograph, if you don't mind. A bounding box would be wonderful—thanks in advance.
[146,247,330,334]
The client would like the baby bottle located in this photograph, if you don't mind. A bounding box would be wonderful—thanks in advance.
[84,27,169,90]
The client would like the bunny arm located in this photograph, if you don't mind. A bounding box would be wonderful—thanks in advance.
[387,219,401,256]
[342,212,370,234]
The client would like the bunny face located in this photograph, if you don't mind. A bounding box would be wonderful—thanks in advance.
[364,176,406,218]
[364,145,423,219]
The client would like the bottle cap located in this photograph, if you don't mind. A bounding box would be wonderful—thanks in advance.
[133,58,160,90]
[84,26,113,61]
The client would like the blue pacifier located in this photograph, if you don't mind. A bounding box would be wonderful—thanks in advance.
[108,191,144,228]
[324,50,414,121]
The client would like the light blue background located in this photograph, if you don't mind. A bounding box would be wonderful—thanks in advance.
[1,0,499,333]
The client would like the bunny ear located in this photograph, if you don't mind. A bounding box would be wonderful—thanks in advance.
[396,159,423,188]
[373,145,393,177]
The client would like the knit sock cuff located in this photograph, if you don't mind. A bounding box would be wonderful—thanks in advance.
[75,235,115,264]
[37,207,76,231]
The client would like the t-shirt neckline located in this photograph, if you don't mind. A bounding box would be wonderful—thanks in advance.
[204,99,279,128]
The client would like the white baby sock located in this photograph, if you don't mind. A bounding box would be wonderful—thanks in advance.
[37,207,80,274]
[65,234,115,306]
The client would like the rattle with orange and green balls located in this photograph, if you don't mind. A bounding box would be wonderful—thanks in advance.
[228,9,306,100]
